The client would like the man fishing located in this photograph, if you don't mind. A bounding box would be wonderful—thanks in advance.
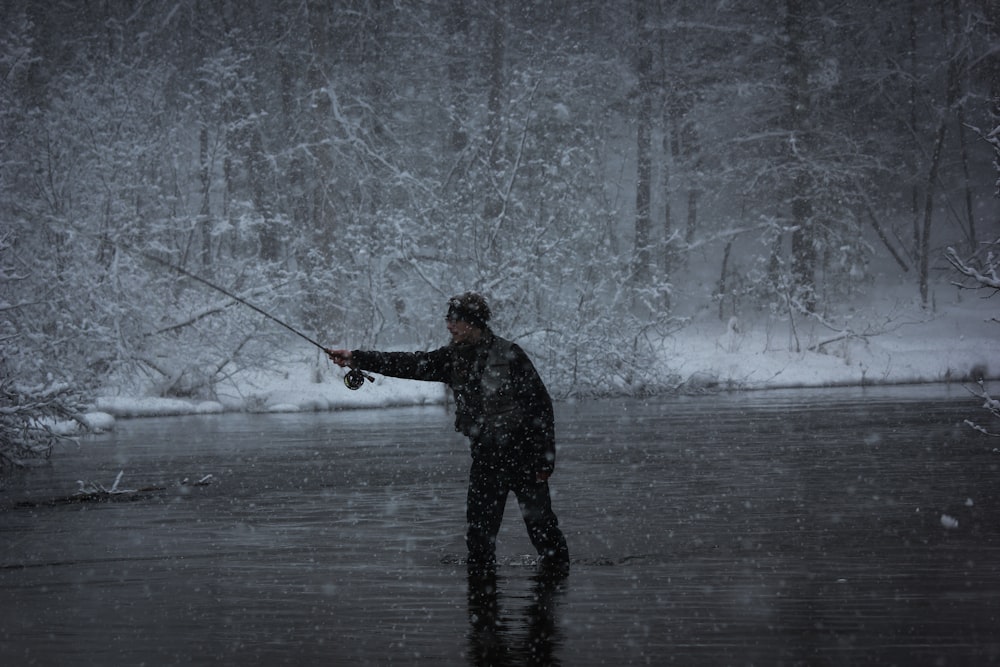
[326,292,570,577]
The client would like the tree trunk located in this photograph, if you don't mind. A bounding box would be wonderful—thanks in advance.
[306,0,334,237]
[677,98,701,255]
[952,0,975,251]
[919,121,947,306]
[686,188,699,249]
[632,0,653,284]
[660,102,673,293]
[990,0,1000,180]
[248,130,280,262]
[446,0,470,153]
[483,0,506,223]
[861,197,909,272]
[908,0,921,261]
[919,5,961,307]
[785,0,816,312]
[198,125,212,273]
[718,240,732,321]
[957,102,976,251]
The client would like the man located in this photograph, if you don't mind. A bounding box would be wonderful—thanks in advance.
[326,292,570,576]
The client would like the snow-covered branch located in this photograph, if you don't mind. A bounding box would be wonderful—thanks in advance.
[963,382,1000,437]
[0,378,87,469]
[807,303,930,353]
[946,245,1000,291]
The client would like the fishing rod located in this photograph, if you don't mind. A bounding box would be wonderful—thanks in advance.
[103,236,374,390]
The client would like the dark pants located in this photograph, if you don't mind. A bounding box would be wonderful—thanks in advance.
[465,448,569,571]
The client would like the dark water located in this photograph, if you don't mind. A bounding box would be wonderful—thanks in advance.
[1,385,999,666]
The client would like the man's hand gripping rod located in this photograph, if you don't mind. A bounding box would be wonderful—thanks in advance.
[324,350,373,390]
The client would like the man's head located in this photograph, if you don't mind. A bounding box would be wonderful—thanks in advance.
[446,292,491,344]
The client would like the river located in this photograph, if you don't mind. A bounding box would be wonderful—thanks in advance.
[1,385,998,666]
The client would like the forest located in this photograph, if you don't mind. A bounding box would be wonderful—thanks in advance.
[2,0,999,464]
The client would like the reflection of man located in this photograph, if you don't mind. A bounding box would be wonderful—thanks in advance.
[467,573,564,667]
[327,292,569,576]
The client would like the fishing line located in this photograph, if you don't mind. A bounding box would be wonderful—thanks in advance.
[93,234,373,390]
[144,252,327,349]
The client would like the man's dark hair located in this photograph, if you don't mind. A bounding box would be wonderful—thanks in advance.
[447,292,491,329]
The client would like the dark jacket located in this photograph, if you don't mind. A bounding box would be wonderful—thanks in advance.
[350,330,556,474]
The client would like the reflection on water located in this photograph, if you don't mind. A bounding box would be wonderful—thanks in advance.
[466,571,565,667]
[1,385,999,665]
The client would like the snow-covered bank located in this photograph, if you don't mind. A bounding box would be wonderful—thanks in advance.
[84,281,996,429]
[666,293,995,391]
[90,364,447,422]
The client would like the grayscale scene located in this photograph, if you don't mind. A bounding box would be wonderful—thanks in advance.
[2,2,998,666]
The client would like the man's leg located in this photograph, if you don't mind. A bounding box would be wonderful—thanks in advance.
[466,457,509,572]
[514,476,569,572]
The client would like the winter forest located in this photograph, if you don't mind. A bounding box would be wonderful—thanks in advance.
[2,1,999,463]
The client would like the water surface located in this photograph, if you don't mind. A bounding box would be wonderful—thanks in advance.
[1,385,998,665]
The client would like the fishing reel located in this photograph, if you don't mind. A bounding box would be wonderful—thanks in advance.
[344,368,375,390]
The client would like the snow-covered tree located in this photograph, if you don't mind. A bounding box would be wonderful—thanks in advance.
[1,0,997,408]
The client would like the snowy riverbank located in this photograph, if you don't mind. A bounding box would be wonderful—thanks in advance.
[80,278,997,431]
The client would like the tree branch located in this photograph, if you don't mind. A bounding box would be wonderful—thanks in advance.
[946,246,1000,290]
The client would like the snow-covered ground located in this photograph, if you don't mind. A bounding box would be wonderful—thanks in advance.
[85,278,996,430]
[668,279,996,390]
